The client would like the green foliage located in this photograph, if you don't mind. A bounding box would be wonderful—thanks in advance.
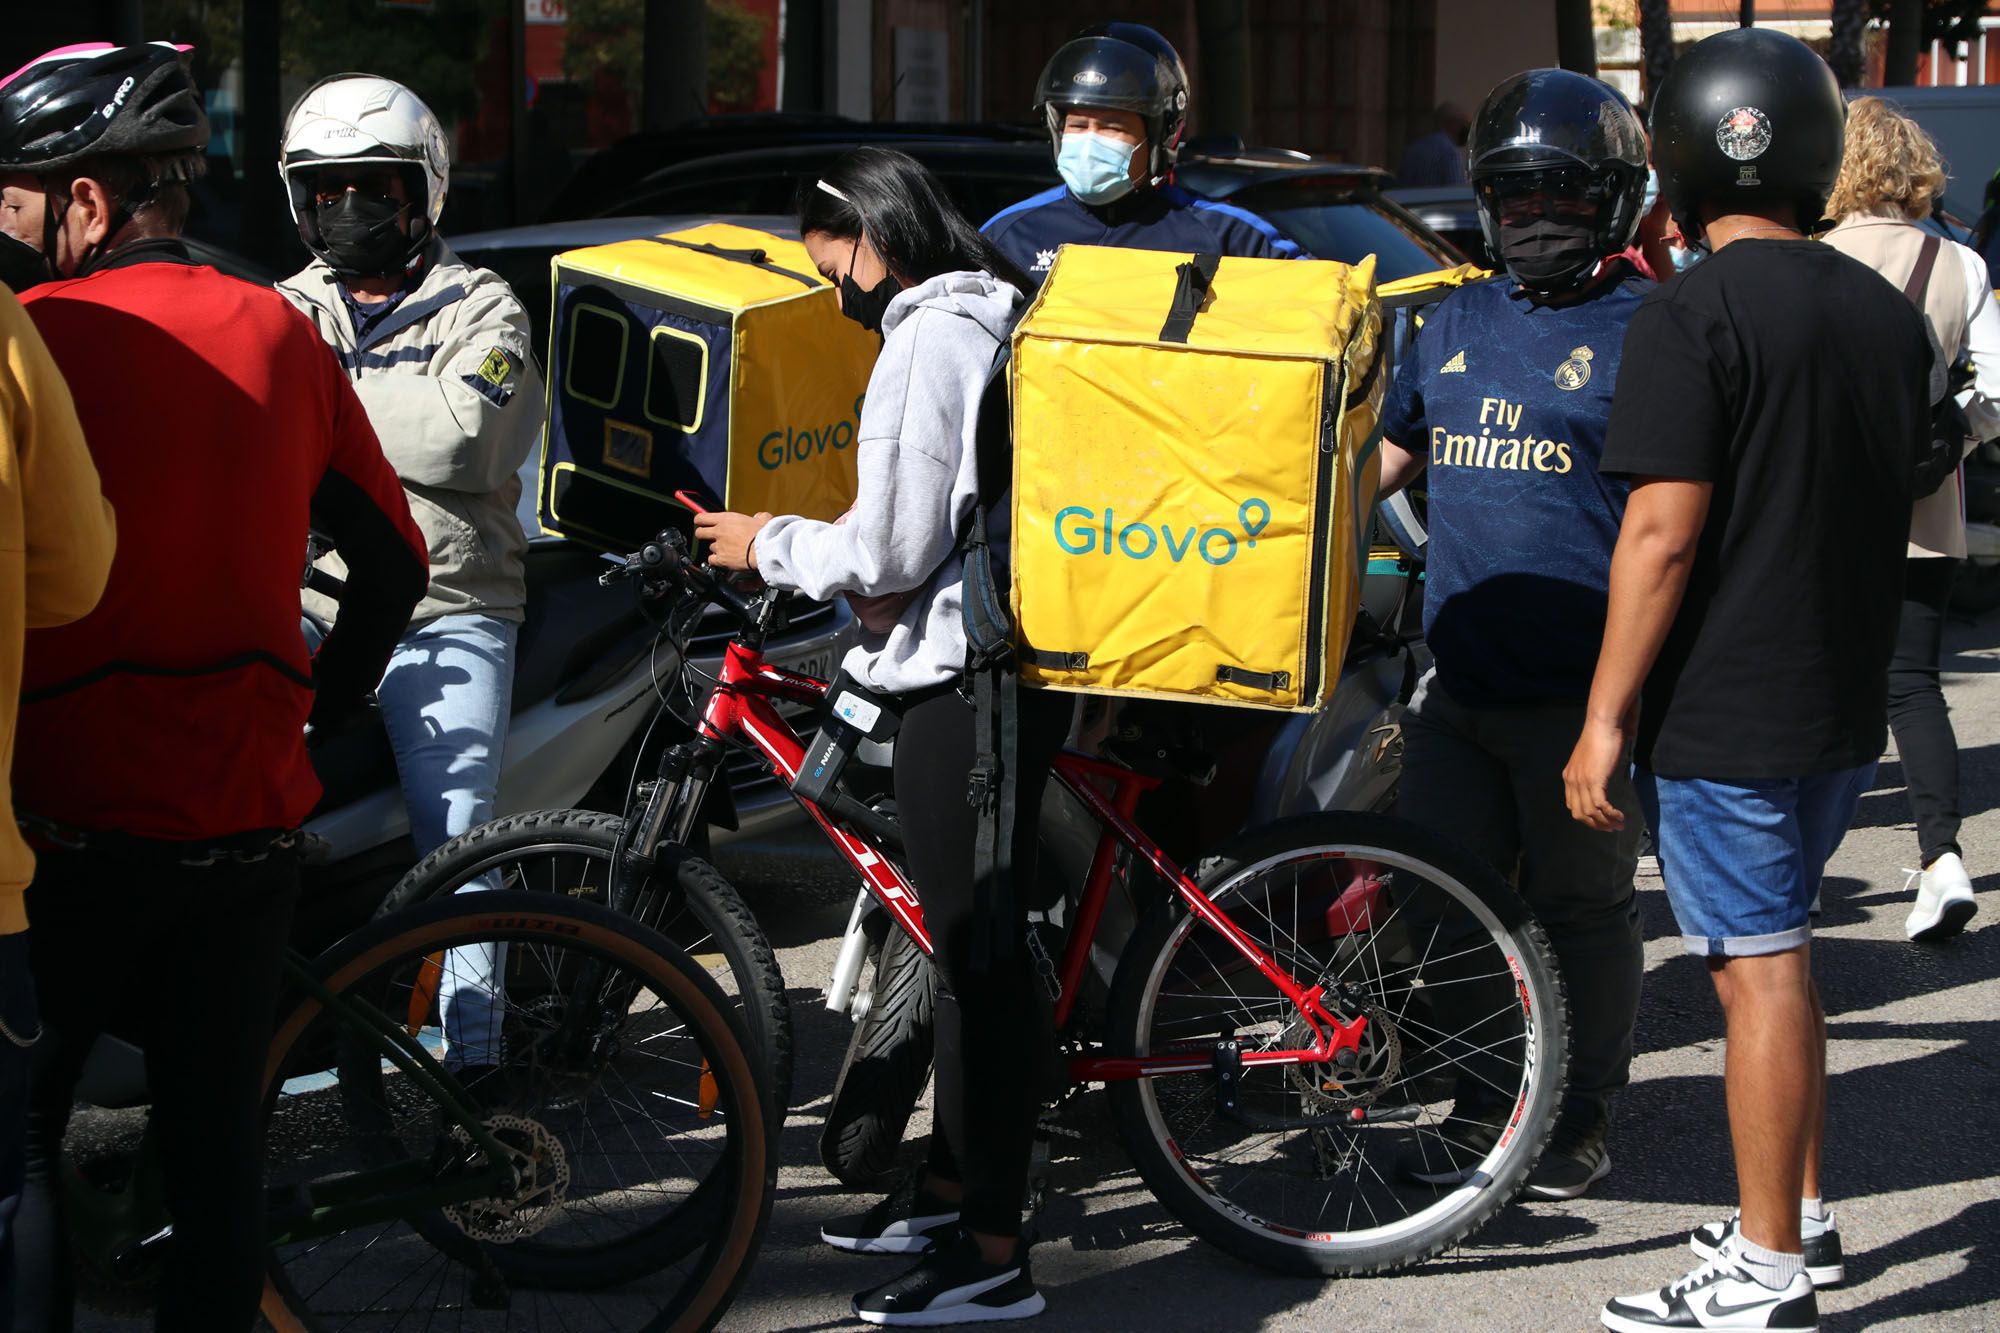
[709,0,770,111]
[279,0,505,123]
[565,0,771,117]
[1868,0,1991,45]
[142,0,242,90]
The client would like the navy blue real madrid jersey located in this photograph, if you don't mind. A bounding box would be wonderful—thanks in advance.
[1381,266,1653,707]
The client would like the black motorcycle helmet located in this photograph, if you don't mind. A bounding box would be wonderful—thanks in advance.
[1649,27,1844,241]
[0,42,208,178]
[1032,23,1190,183]
[1467,68,1648,291]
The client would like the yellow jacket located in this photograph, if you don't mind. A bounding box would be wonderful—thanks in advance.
[0,286,115,931]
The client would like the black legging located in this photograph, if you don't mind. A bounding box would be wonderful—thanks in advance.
[1887,557,1962,868]
[17,848,298,1333]
[892,686,1070,1240]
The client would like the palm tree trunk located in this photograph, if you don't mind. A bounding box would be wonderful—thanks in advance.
[1828,0,1867,87]
[1883,0,1924,85]
[1638,0,1675,104]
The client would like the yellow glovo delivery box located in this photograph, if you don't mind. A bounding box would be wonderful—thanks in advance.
[1009,245,1385,711]
[538,222,880,551]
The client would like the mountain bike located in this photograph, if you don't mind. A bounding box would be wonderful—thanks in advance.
[62,891,773,1331]
[397,528,1570,1276]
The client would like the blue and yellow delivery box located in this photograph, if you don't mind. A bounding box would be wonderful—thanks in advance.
[1009,246,1385,711]
[539,222,879,551]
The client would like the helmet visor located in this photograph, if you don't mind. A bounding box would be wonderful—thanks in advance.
[1036,35,1177,117]
[1476,166,1619,225]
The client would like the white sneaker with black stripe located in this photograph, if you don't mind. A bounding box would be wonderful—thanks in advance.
[1690,1210,1844,1287]
[821,1174,961,1255]
[1602,1235,1816,1332]
[853,1228,1044,1326]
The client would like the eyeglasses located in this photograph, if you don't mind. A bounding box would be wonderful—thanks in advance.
[309,168,402,205]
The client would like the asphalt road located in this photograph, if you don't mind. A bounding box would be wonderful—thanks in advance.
[68,609,2000,1332]
[714,610,2000,1333]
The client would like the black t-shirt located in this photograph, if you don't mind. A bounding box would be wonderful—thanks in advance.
[1600,238,1930,780]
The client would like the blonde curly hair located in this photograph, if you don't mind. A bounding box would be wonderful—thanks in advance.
[1827,96,1948,221]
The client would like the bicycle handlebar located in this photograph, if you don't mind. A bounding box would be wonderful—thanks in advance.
[601,528,761,625]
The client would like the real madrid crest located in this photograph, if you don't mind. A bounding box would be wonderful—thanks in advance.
[1554,346,1594,391]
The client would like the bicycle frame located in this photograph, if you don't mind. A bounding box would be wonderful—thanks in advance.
[692,636,1370,1084]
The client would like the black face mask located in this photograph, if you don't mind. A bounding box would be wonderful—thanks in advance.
[1495,215,1603,291]
[0,229,51,294]
[315,191,416,277]
[837,237,900,332]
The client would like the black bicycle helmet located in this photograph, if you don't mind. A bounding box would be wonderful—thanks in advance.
[1649,27,1844,238]
[1467,68,1649,290]
[0,42,209,179]
[1032,23,1189,182]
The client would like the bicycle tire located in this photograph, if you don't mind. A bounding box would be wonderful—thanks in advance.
[819,922,936,1189]
[379,809,794,1120]
[1105,812,1568,1276]
[259,891,774,1333]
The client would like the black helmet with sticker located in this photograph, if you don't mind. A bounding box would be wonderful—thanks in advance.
[1031,23,1189,183]
[1649,27,1845,237]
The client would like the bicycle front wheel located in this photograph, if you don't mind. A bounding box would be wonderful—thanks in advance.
[1106,812,1567,1276]
[260,891,773,1332]
[381,808,793,1121]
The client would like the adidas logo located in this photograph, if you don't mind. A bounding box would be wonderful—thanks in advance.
[1439,350,1467,374]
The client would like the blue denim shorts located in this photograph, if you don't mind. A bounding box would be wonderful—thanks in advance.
[1635,765,1874,957]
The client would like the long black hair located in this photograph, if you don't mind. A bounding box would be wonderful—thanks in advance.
[797,146,1032,296]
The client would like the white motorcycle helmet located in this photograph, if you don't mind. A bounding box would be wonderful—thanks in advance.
[281,73,450,275]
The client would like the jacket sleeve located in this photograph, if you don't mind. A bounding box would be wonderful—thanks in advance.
[1953,240,2000,442]
[755,313,966,599]
[4,290,115,627]
[307,338,430,727]
[354,281,543,494]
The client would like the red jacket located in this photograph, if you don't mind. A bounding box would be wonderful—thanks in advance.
[16,248,427,841]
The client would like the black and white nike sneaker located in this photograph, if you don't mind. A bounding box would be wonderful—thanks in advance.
[1690,1210,1844,1287]
[1602,1237,1817,1332]
[853,1229,1045,1327]
[821,1174,962,1255]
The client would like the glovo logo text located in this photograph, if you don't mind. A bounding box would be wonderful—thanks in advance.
[1053,498,1272,566]
[759,394,865,471]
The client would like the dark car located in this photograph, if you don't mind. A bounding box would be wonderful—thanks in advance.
[466,126,1467,367]
[1383,185,1492,268]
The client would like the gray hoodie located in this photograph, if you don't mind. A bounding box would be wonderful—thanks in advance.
[755,271,1022,693]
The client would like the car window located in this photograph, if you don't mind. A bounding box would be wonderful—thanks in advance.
[1231,188,1461,281]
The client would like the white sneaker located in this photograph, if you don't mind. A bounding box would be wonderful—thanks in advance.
[1905,852,1977,942]
[1690,1209,1844,1286]
[1602,1235,1816,1332]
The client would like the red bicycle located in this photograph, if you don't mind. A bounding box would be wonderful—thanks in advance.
[395,528,1569,1277]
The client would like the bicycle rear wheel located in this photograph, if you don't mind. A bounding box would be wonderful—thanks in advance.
[260,891,773,1332]
[1106,812,1567,1276]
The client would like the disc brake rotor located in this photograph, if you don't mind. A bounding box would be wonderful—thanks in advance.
[442,1113,571,1242]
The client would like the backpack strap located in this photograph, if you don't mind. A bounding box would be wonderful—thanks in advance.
[1902,234,1943,307]
[962,304,1032,969]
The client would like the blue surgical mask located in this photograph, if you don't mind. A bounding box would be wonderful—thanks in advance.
[1669,238,1705,273]
[1057,132,1141,206]
[1642,167,1660,217]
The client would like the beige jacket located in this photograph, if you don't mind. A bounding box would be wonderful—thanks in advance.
[280,240,542,625]
[1822,209,2000,560]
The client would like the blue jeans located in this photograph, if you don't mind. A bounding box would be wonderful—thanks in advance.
[377,614,517,1068]
[1636,765,1874,957]
[0,930,37,1333]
